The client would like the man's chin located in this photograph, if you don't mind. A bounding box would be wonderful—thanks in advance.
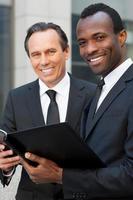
[91,69,102,76]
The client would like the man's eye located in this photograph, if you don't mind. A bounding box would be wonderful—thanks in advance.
[48,50,56,55]
[78,41,86,47]
[31,53,40,57]
[96,35,105,41]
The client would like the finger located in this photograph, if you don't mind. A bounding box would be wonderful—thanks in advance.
[25,152,41,163]
[0,149,14,158]
[0,156,20,170]
[25,153,59,170]
[20,157,28,166]
[0,155,20,165]
[0,160,20,170]
[20,157,37,180]
[0,144,6,151]
[20,157,33,170]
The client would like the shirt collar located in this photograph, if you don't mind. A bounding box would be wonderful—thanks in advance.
[39,72,70,96]
[104,58,133,86]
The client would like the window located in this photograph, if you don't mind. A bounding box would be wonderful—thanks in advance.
[0,5,12,119]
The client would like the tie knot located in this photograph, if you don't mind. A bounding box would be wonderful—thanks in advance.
[97,78,105,89]
[46,90,56,101]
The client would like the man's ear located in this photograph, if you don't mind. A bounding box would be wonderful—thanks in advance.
[65,46,70,60]
[119,29,127,47]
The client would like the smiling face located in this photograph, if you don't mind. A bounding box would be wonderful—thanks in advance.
[28,29,69,88]
[76,12,127,77]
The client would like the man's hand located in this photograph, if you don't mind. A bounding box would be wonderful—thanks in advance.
[21,152,63,184]
[0,144,20,172]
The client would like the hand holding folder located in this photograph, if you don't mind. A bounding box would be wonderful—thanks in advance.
[0,123,105,168]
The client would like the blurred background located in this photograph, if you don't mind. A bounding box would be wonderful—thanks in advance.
[0,0,133,199]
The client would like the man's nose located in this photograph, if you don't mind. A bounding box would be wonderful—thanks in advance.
[86,41,98,54]
[40,54,49,65]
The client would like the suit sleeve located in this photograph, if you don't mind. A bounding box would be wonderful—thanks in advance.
[0,91,17,186]
[0,91,17,133]
[62,102,133,199]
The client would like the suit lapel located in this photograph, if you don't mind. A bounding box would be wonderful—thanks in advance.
[26,80,45,127]
[66,76,87,131]
[85,89,98,120]
[85,64,133,140]
[85,81,126,140]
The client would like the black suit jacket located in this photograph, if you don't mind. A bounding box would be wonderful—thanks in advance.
[0,75,96,200]
[63,65,133,200]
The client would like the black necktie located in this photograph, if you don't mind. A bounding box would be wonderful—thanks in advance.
[94,78,105,113]
[46,90,60,125]
[83,78,105,139]
[88,78,105,119]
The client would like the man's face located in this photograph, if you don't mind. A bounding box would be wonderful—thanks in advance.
[76,12,126,77]
[28,29,69,87]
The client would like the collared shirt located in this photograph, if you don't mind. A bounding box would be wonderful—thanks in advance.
[97,58,133,110]
[39,73,70,123]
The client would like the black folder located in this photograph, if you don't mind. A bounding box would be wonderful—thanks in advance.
[4,122,105,168]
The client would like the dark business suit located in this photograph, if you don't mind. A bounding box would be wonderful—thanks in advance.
[0,75,96,200]
[63,65,133,200]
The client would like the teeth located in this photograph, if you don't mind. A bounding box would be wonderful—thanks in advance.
[42,68,51,72]
[90,56,102,62]
[41,67,53,75]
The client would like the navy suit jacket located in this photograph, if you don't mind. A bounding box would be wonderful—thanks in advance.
[63,65,133,200]
[0,75,96,200]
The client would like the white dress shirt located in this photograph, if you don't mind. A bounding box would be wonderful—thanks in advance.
[97,58,133,110]
[39,73,70,123]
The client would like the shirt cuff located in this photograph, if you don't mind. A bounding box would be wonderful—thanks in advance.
[2,167,15,177]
